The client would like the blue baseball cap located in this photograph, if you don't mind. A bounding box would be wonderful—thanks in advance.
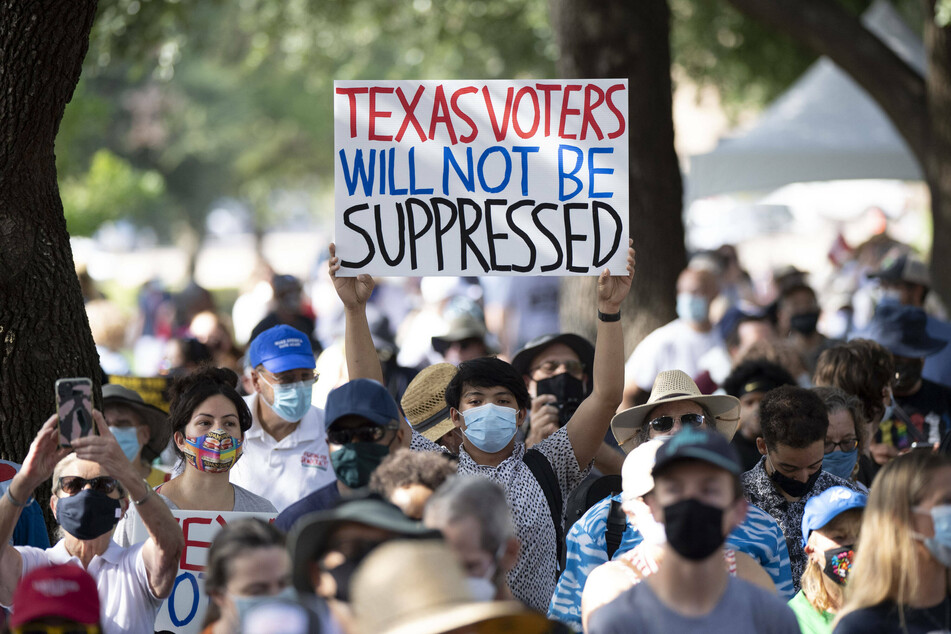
[801,486,867,547]
[248,325,316,374]
[326,379,401,429]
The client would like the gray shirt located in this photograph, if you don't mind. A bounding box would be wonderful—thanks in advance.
[588,575,800,634]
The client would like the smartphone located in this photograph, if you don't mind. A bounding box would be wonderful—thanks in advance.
[910,442,935,453]
[55,378,94,447]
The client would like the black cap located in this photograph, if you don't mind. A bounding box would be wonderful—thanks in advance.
[511,333,595,377]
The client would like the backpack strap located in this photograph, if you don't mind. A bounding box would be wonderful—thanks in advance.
[605,498,626,560]
[523,448,565,578]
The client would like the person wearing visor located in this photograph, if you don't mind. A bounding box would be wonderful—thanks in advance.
[116,368,275,546]
[788,486,867,633]
[101,384,170,488]
[231,324,334,512]
[0,409,183,634]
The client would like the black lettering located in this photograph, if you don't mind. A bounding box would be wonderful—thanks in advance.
[564,202,588,273]
[483,199,511,272]
[592,201,623,267]
[374,202,406,266]
[457,198,490,273]
[431,198,458,272]
[532,202,563,272]
[341,203,375,268]
[505,200,536,272]
[405,198,434,270]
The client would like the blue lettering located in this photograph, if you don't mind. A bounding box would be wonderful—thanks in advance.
[443,147,475,194]
[338,149,376,196]
[558,145,584,201]
[408,147,434,195]
[168,572,200,627]
[477,146,512,194]
[512,146,539,196]
[387,148,408,195]
[588,147,614,199]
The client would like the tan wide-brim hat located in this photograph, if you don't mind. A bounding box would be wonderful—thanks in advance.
[611,370,740,454]
[401,363,458,442]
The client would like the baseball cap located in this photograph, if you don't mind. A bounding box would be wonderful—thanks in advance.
[326,379,401,429]
[11,564,100,627]
[868,252,930,287]
[801,486,867,547]
[651,426,742,478]
[249,325,316,374]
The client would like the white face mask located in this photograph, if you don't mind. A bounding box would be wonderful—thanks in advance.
[467,575,497,601]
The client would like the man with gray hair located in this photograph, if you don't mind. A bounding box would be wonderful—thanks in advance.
[423,476,520,602]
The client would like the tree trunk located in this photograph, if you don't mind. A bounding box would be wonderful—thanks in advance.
[925,9,951,305]
[550,0,686,353]
[0,0,101,528]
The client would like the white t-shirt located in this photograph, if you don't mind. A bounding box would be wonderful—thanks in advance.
[12,540,161,634]
[624,319,725,390]
[228,394,336,512]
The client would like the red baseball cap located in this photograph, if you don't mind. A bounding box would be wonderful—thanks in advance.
[11,564,100,627]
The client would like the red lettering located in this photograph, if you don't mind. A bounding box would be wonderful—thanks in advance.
[428,86,458,144]
[581,84,605,141]
[451,86,479,143]
[512,87,540,139]
[369,87,394,142]
[482,86,514,142]
[395,86,427,143]
[606,83,627,139]
[335,87,368,138]
[180,517,213,571]
[559,84,582,139]
[535,84,562,136]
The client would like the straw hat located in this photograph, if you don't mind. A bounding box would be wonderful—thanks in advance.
[401,363,458,442]
[351,540,556,634]
[611,370,739,454]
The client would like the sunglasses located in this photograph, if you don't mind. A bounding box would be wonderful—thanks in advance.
[647,413,707,433]
[327,424,395,445]
[58,475,119,496]
[14,625,100,634]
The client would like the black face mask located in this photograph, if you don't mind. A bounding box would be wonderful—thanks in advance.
[535,373,587,427]
[789,311,820,336]
[56,489,122,540]
[663,499,726,561]
[822,545,855,586]
[894,359,923,393]
[768,457,821,499]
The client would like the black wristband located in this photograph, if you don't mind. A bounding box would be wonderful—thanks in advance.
[598,310,621,322]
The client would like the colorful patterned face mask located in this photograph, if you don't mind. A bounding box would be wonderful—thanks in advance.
[822,545,854,586]
[182,429,243,473]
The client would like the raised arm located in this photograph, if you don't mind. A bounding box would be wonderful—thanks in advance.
[565,240,635,468]
[329,243,384,383]
[72,411,183,599]
[0,414,70,605]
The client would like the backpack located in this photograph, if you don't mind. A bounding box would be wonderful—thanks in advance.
[565,474,625,559]
[523,448,566,579]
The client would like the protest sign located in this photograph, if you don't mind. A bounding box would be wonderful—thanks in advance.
[109,375,173,412]
[129,509,278,633]
[334,79,629,276]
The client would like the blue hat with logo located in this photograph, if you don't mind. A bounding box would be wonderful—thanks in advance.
[801,486,867,547]
[326,379,401,429]
[248,325,316,374]
[651,426,742,478]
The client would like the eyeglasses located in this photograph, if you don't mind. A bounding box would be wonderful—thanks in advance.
[530,360,585,378]
[58,476,119,496]
[260,369,319,386]
[824,437,859,453]
[327,424,396,445]
[13,625,101,634]
[648,413,707,433]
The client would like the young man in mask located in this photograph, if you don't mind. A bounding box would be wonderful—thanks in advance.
[777,283,834,376]
[275,378,405,532]
[512,333,624,474]
[742,385,865,590]
[230,324,335,512]
[327,241,636,613]
[587,427,799,634]
[0,411,183,634]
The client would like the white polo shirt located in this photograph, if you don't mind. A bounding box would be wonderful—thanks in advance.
[13,540,161,634]
[229,394,336,512]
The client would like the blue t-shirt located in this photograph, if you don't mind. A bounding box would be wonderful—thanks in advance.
[275,482,341,533]
[548,493,793,630]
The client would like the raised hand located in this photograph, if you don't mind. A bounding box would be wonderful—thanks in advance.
[71,410,136,485]
[19,413,72,491]
[597,238,636,313]
[329,242,375,310]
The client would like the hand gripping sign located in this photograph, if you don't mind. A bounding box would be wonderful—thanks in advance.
[334,79,629,277]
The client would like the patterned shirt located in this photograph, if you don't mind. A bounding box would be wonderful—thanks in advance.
[412,426,588,613]
[547,493,794,630]
[741,457,866,591]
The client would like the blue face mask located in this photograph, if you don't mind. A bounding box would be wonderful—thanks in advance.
[462,403,518,453]
[676,293,708,324]
[823,449,858,480]
[231,586,297,630]
[261,377,312,422]
[914,505,951,568]
[109,426,141,462]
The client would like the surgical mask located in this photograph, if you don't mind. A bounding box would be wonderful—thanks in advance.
[56,489,122,540]
[630,497,666,546]
[676,293,708,324]
[663,498,725,560]
[913,505,951,567]
[879,289,903,305]
[232,586,297,629]
[183,429,243,473]
[789,311,820,336]
[467,576,497,601]
[261,376,312,422]
[462,403,518,454]
[535,373,587,427]
[330,442,390,489]
[822,545,854,586]
[768,454,821,499]
[110,426,141,462]
[823,449,858,481]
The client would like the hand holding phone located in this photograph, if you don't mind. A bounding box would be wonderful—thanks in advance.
[55,378,94,448]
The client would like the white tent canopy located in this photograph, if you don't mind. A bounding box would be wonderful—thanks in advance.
[686,0,925,203]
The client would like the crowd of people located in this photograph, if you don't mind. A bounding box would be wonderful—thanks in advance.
[3,233,951,633]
